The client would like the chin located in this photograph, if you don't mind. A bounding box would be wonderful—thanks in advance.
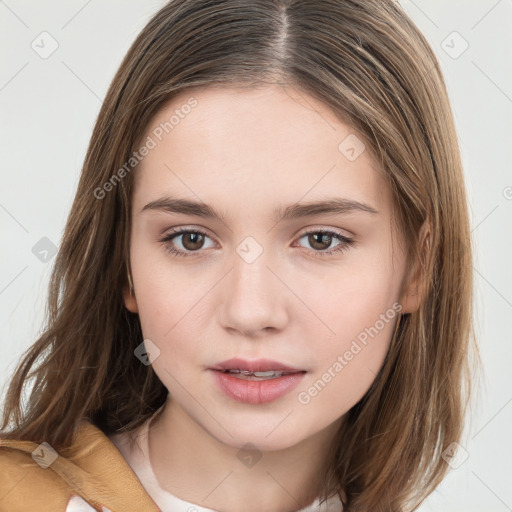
[207,417,309,452]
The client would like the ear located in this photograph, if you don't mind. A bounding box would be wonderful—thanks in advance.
[123,271,139,313]
[398,221,431,314]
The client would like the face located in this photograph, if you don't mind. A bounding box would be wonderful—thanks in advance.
[124,84,420,451]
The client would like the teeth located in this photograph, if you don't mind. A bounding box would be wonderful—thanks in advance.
[223,369,287,379]
[252,370,283,377]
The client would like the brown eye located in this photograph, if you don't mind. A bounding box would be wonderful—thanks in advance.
[307,232,334,251]
[181,232,205,251]
[295,229,354,258]
[160,228,214,257]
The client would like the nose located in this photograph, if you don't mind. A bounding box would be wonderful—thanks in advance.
[218,248,289,338]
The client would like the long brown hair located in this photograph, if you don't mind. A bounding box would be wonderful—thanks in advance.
[1,1,477,510]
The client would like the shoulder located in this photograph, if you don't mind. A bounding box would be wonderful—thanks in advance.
[0,421,160,512]
[0,441,75,510]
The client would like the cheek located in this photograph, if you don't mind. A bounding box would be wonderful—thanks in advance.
[135,278,201,344]
[129,247,213,366]
[292,258,400,410]
[292,252,400,343]
[296,305,398,418]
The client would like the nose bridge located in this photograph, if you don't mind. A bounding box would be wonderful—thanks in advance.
[219,237,288,335]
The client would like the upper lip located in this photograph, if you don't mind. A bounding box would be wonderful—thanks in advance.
[210,358,306,373]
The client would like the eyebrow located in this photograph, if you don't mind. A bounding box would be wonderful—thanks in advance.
[140,196,379,222]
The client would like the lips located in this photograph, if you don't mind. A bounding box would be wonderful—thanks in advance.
[209,357,305,373]
[209,358,307,403]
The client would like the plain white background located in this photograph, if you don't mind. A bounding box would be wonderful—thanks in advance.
[1,1,511,510]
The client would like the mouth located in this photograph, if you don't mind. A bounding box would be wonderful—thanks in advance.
[214,369,306,381]
[208,358,307,404]
[209,357,306,375]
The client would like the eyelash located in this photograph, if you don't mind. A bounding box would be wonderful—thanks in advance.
[160,227,354,259]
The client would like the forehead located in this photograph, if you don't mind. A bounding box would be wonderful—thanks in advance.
[133,84,392,217]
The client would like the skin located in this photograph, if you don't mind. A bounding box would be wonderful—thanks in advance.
[123,84,423,512]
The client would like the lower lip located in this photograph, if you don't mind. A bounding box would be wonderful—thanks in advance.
[210,370,306,404]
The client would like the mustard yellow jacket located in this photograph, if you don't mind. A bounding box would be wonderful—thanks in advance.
[0,420,160,511]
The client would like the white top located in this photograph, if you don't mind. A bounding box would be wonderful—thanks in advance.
[107,408,343,512]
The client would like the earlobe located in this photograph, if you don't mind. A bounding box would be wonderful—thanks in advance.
[399,282,422,315]
[399,221,431,314]
[123,272,138,313]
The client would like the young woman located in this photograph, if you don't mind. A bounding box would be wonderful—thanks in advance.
[0,1,476,511]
